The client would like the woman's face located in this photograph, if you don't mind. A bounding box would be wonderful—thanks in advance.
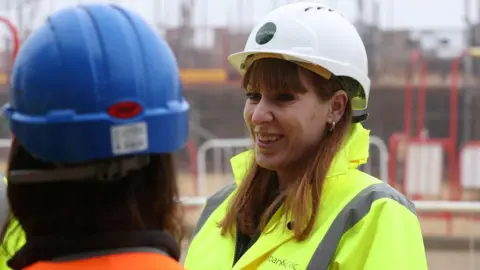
[243,68,347,172]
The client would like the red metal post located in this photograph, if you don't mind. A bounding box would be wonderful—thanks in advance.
[416,58,427,138]
[448,50,468,199]
[0,16,20,62]
[0,16,20,142]
[390,50,427,188]
[404,50,428,138]
[404,51,416,137]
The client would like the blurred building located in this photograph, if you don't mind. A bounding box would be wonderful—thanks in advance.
[0,0,478,187]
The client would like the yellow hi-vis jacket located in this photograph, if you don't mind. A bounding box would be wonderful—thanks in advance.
[184,124,428,270]
[0,176,26,270]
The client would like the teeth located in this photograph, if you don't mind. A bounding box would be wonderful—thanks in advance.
[257,135,280,142]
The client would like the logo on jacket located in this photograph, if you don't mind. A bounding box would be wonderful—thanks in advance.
[267,255,299,270]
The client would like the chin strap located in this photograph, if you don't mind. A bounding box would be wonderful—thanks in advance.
[352,110,369,123]
[7,156,151,184]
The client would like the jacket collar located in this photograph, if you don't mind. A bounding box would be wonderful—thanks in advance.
[8,230,180,270]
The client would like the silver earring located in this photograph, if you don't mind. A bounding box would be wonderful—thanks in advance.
[328,121,336,132]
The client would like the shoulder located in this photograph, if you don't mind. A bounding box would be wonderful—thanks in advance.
[328,170,416,232]
[326,169,414,213]
[346,180,417,230]
[359,171,415,214]
[191,183,237,237]
[207,182,237,203]
[154,254,186,270]
[327,180,417,243]
[363,182,415,214]
[202,182,237,217]
[347,170,415,213]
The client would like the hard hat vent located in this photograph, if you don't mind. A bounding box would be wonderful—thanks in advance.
[303,5,344,17]
[304,6,333,12]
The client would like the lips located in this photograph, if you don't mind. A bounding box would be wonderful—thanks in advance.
[253,126,284,149]
[255,133,284,150]
[257,134,281,142]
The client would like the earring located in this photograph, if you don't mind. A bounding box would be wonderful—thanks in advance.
[328,121,336,132]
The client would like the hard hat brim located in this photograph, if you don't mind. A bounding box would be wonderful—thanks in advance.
[228,49,370,110]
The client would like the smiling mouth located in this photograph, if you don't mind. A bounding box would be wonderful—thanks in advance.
[257,134,282,143]
[256,134,283,148]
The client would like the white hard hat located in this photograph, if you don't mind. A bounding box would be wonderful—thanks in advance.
[228,1,370,111]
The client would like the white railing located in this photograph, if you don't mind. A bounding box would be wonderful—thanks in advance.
[364,135,389,181]
[195,136,389,195]
[180,196,207,207]
[1,138,479,214]
[196,138,251,195]
[413,201,480,213]
[0,139,10,148]
[180,196,480,213]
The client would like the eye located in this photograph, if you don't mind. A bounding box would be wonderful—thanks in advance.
[277,94,295,102]
[245,92,261,101]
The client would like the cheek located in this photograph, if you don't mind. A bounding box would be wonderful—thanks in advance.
[304,110,327,139]
[279,108,313,135]
[314,120,327,136]
[243,104,253,125]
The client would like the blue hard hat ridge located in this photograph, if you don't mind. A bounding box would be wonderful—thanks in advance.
[4,4,189,163]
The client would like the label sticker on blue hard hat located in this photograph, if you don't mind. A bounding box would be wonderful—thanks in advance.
[111,122,148,155]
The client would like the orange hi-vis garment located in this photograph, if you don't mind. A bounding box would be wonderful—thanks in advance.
[24,252,184,270]
[6,231,183,270]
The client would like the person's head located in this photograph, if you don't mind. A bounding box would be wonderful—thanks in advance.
[1,3,189,245]
[242,58,351,174]
[221,2,370,240]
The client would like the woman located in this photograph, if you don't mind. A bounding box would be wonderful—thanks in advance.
[185,2,428,270]
[0,3,189,270]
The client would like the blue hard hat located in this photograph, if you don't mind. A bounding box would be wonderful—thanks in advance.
[4,4,189,163]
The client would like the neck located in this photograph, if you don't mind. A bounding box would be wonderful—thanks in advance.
[275,158,313,190]
[276,168,301,191]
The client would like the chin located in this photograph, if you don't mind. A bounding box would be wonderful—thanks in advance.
[255,152,283,171]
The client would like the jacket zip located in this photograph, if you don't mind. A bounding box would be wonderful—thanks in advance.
[232,231,248,266]
[232,230,241,266]
[232,188,281,266]
[232,230,259,266]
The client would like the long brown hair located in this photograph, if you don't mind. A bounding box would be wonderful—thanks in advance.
[219,58,353,241]
[0,138,183,255]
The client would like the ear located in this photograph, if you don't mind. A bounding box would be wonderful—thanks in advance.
[328,90,348,123]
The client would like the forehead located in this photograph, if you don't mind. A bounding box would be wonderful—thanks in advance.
[242,58,308,94]
[242,58,343,96]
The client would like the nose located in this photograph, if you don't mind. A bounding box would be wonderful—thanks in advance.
[251,99,273,125]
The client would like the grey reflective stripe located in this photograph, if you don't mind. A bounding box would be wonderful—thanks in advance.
[192,182,237,237]
[306,183,416,270]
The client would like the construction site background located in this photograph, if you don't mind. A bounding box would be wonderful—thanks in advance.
[0,0,478,269]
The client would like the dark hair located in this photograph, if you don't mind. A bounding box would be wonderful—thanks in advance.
[0,138,183,255]
[220,58,352,241]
